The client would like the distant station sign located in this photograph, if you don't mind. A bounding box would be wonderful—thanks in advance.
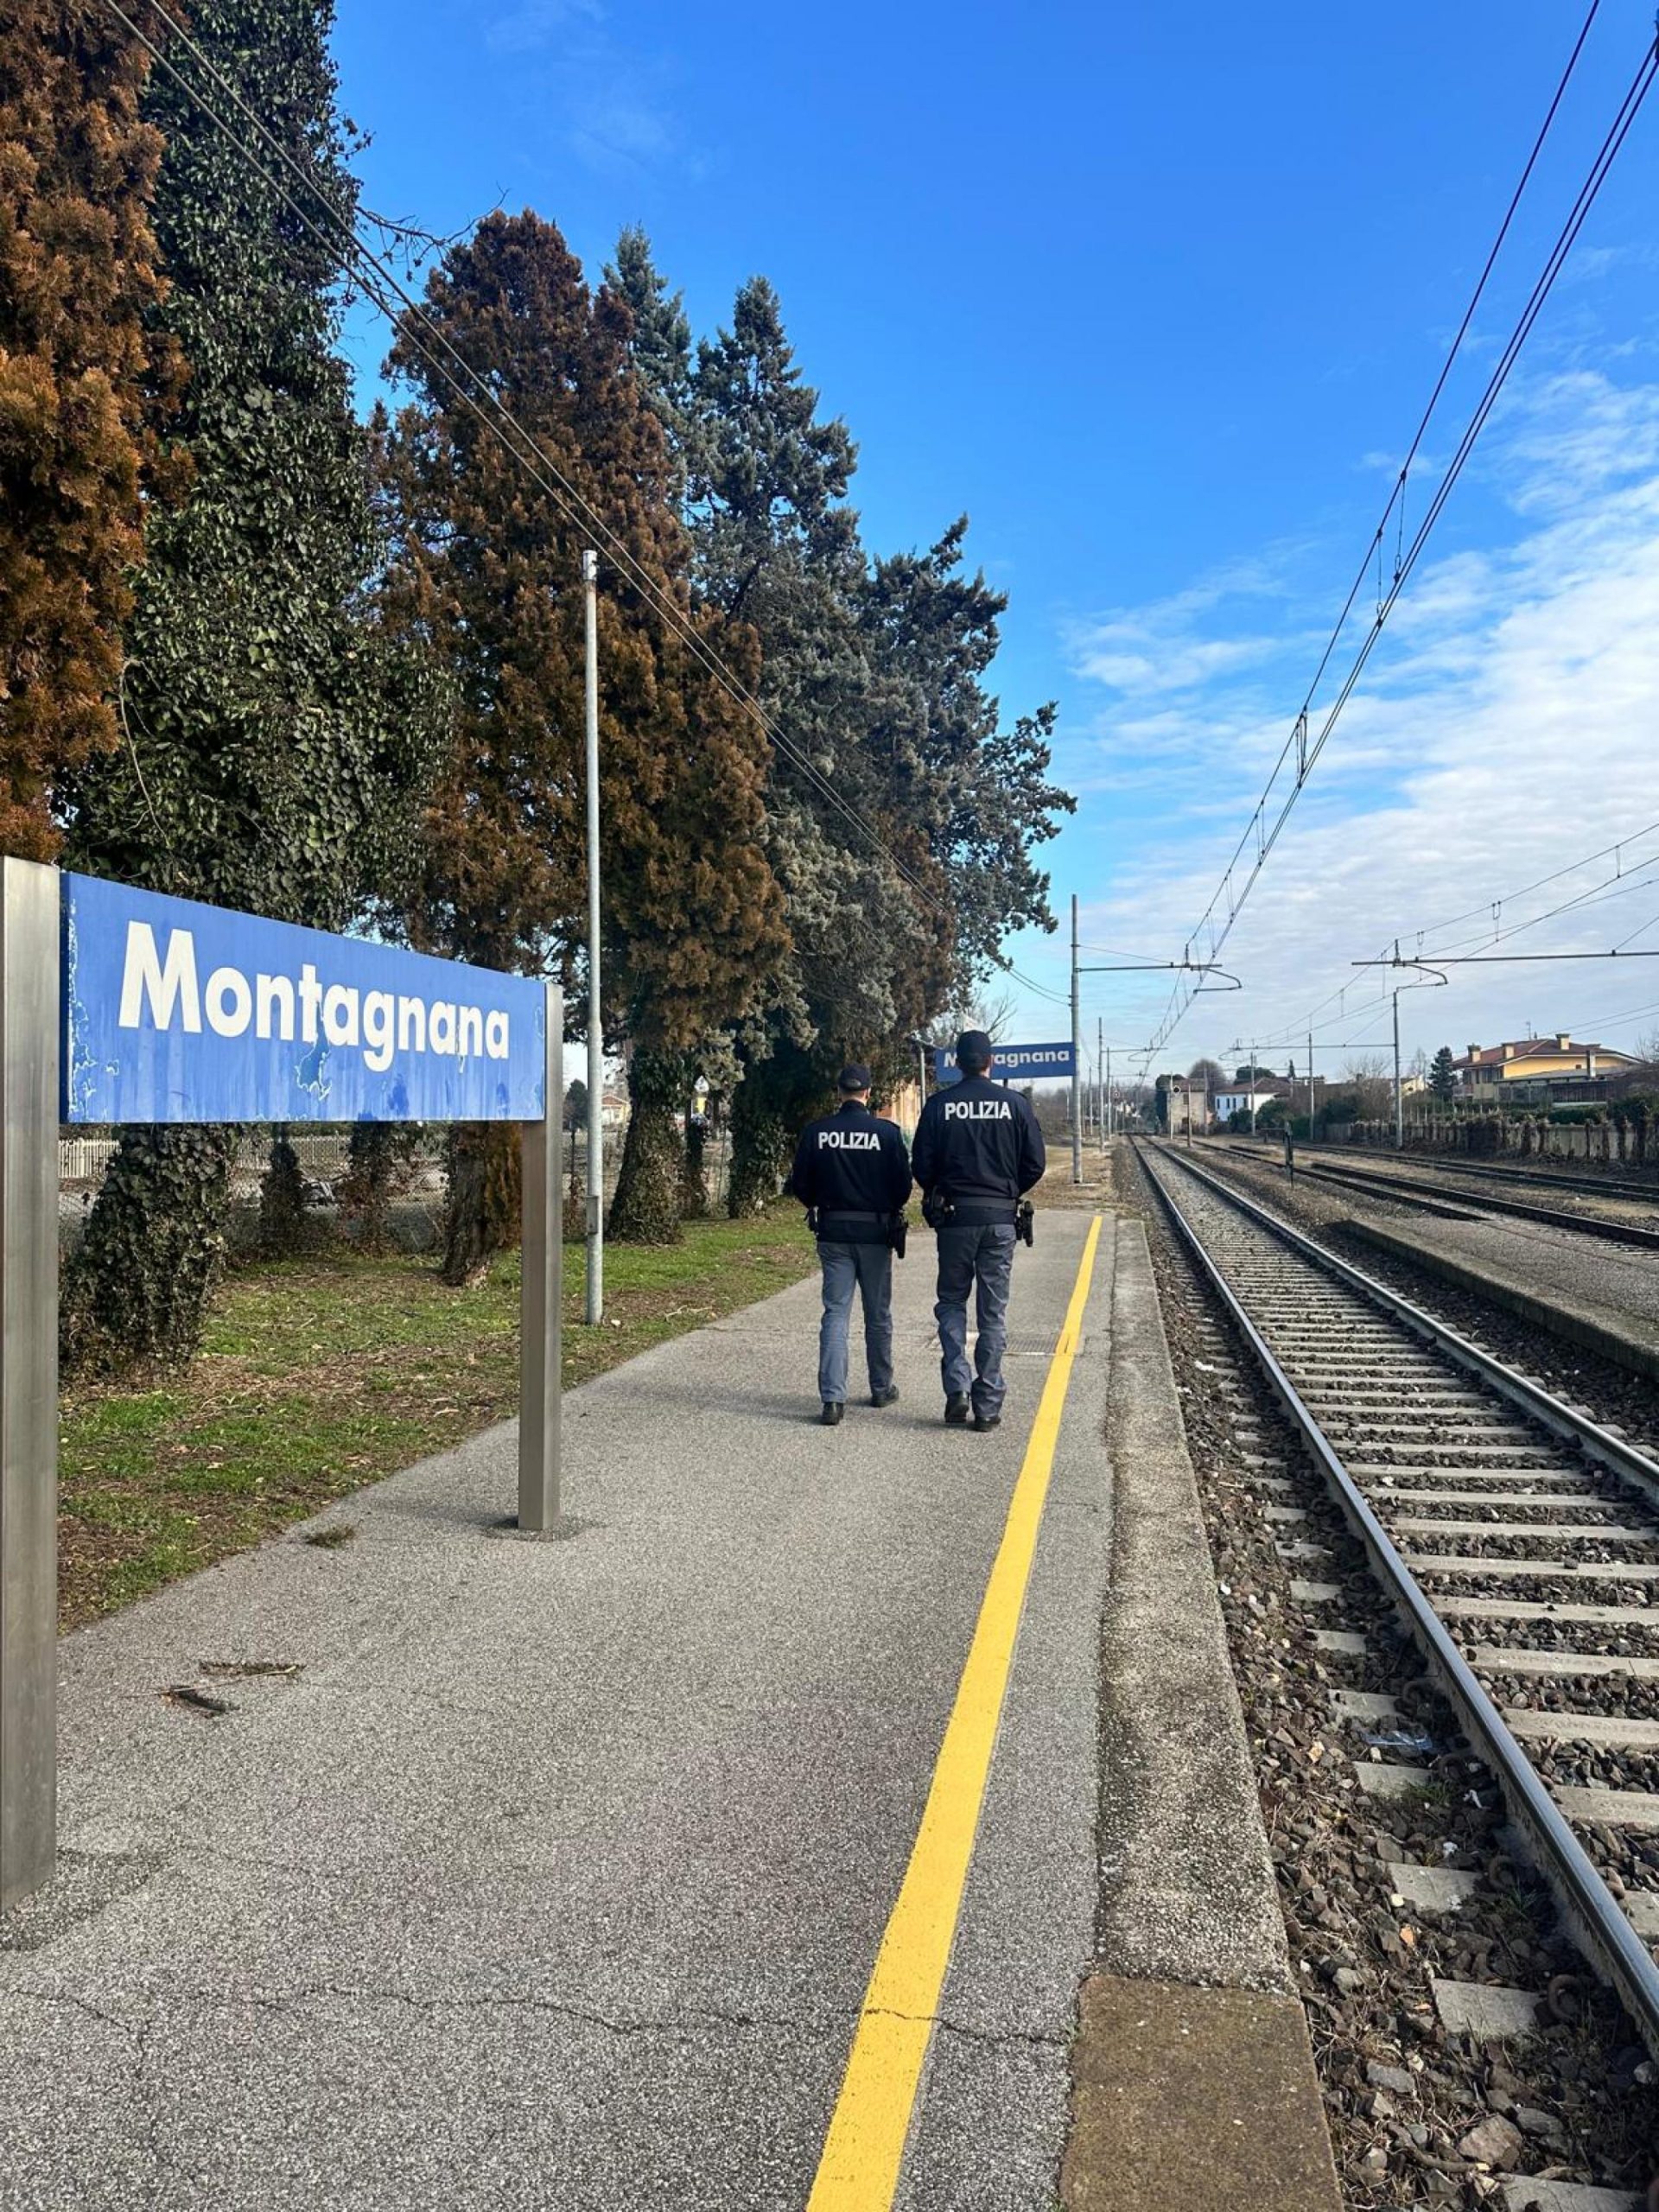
[932,1039,1077,1085]
[60,873,548,1125]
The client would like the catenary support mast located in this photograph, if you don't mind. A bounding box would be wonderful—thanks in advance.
[1079,889,1092,1185]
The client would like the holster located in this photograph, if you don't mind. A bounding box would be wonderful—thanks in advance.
[804,1206,819,1236]
[887,1213,908,1259]
[921,1188,956,1230]
[1016,1199,1035,1249]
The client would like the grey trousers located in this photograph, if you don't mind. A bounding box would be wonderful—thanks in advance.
[817,1240,894,1405]
[935,1222,1017,1420]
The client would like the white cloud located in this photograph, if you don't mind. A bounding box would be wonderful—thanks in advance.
[480,0,695,184]
[1057,367,1659,1068]
[485,0,602,56]
[1063,558,1308,709]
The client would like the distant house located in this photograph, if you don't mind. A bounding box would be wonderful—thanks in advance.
[1165,1075,1209,1134]
[1453,1033,1638,1102]
[1212,1074,1325,1122]
[1211,1083,1277,1122]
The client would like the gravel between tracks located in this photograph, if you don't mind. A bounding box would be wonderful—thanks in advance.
[1188,1142,1659,1461]
[1116,1141,1659,2208]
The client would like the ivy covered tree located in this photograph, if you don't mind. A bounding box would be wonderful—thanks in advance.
[59,0,444,1373]
[380,211,787,1263]
[0,0,178,859]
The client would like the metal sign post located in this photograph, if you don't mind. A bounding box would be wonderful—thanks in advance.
[2,866,563,1910]
[1,859,59,1911]
[1070,895,1082,1185]
[518,982,564,1533]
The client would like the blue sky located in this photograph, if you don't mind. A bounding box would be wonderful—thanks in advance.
[332,1,1659,1083]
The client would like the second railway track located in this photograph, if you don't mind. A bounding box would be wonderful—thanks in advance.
[1211,1137,1659,1249]
[1135,1135,1659,2060]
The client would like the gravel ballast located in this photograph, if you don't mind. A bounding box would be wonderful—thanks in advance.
[1116,1140,1659,2209]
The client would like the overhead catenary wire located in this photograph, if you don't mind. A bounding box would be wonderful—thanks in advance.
[1245,824,1659,1064]
[101,0,1071,1009]
[1146,10,1656,1058]
[1399,815,1659,950]
[1412,853,1659,961]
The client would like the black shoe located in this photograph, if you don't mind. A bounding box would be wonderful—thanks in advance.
[871,1386,899,1408]
[971,1414,1001,1433]
[821,1402,843,1427]
[944,1394,970,1426]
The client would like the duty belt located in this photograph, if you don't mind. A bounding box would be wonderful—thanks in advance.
[818,1210,886,1223]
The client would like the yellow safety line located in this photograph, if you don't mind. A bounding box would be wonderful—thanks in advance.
[805,1212,1104,2209]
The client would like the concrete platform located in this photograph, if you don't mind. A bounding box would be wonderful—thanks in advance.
[1062,1978,1340,2212]
[1344,1213,1659,1383]
[0,1204,1331,2208]
[1065,1219,1340,2211]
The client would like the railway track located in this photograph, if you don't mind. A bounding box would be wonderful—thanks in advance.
[1208,1138,1659,1249]
[1223,1135,1659,1205]
[1135,1136,1659,2061]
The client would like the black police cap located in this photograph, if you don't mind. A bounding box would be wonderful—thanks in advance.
[956,1030,994,1069]
[837,1064,873,1093]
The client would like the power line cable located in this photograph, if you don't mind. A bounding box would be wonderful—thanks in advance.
[1252,826,1659,1058]
[1291,0,1605,723]
[1402,815,1659,947]
[1146,12,1656,1056]
[102,0,1071,1007]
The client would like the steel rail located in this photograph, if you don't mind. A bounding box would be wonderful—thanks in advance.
[1262,1150,1659,1250]
[1135,1137,1659,2058]
[1179,1147,1659,1513]
[1221,1134,1659,1206]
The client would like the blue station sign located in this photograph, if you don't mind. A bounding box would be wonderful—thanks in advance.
[932,1039,1077,1086]
[61,874,548,1125]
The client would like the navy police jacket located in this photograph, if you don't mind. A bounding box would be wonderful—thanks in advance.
[912,1075,1046,1224]
[788,1101,913,1243]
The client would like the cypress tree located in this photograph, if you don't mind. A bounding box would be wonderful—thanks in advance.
[60,0,444,1373]
[379,212,787,1262]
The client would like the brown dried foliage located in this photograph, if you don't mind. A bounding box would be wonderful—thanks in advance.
[379,211,788,1042]
[0,2,181,857]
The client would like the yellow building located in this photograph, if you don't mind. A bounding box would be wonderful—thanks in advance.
[1452,1032,1638,1098]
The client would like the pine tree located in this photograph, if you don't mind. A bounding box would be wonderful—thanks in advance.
[676,271,928,1208]
[0,0,178,858]
[639,262,1074,1214]
[1430,1045,1457,1103]
[603,225,694,492]
[60,0,444,1373]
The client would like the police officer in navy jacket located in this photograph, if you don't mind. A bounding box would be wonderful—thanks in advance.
[788,1065,913,1426]
[911,1031,1046,1431]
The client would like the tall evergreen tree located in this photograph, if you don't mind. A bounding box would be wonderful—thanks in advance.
[1430,1044,1458,1103]
[646,262,1071,1210]
[861,520,1071,971]
[0,0,178,859]
[671,271,924,1206]
[380,211,787,1263]
[60,0,444,1372]
[603,224,694,491]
